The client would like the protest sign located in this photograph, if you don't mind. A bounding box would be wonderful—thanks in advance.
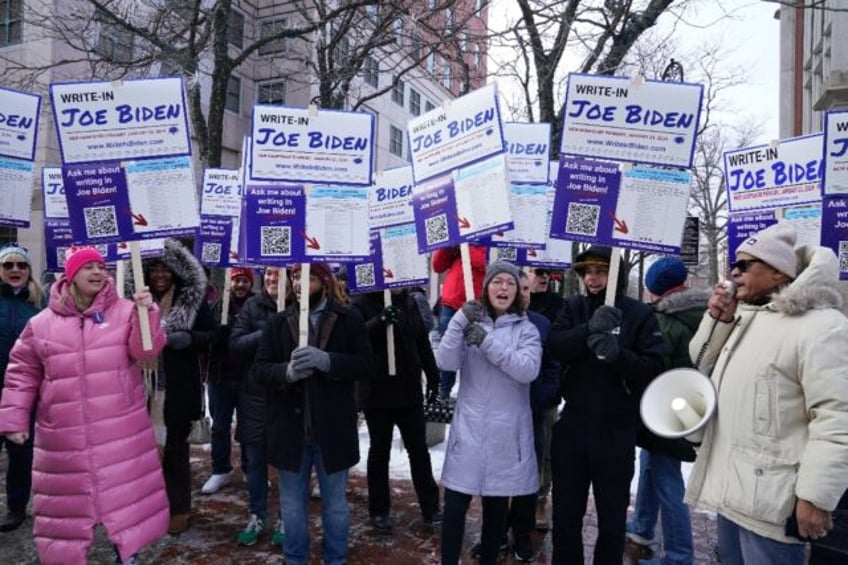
[0,86,41,161]
[240,184,305,264]
[454,154,513,239]
[560,74,702,168]
[724,134,823,212]
[115,238,165,260]
[823,110,848,195]
[201,168,242,217]
[780,204,822,246]
[490,182,548,249]
[504,122,551,184]
[680,216,700,266]
[50,77,191,164]
[411,174,461,253]
[550,156,622,242]
[124,156,200,239]
[381,224,429,288]
[821,196,848,280]
[0,157,35,227]
[520,162,573,267]
[42,167,68,219]
[63,161,134,244]
[195,216,233,267]
[370,166,415,229]
[250,106,374,185]
[727,210,777,260]
[44,218,74,272]
[304,185,370,261]
[346,232,384,293]
[407,83,505,182]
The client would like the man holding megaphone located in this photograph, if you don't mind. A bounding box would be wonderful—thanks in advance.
[686,222,848,565]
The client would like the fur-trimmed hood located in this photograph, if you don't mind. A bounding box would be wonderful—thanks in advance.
[766,245,846,316]
[654,286,712,315]
[125,238,207,331]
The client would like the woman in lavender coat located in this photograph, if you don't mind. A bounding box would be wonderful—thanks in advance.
[437,261,542,565]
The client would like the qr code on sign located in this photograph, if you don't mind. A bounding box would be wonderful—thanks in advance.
[261,226,291,256]
[425,213,449,246]
[839,241,848,272]
[355,263,376,287]
[56,246,69,268]
[565,203,600,236]
[84,206,119,239]
[201,242,222,264]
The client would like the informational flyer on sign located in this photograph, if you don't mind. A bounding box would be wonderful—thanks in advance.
[0,86,41,161]
[724,134,823,212]
[201,168,242,217]
[305,185,370,261]
[195,216,234,267]
[550,156,621,244]
[453,154,513,240]
[503,122,551,184]
[63,162,135,244]
[380,223,429,288]
[124,156,200,239]
[560,73,703,168]
[407,83,505,182]
[823,110,848,196]
[727,210,777,258]
[821,196,848,280]
[0,157,35,228]
[250,106,374,185]
[42,167,68,219]
[521,162,573,267]
[50,77,191,164]
[490,183,548,249]
[370,166,415,229]
[241,184,305,264]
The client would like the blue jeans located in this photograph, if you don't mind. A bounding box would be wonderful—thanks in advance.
[208,379,242,474]
[627,449,693,565]
[717,514,806,565]
[437,305,457,399]
[278,442,350,565]
[243,442,268,521]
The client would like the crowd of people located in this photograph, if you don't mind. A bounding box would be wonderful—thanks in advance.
[0,223,847,564]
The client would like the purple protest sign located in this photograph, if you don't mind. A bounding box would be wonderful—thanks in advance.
[43,218,74,272]
[821,196,848,280]
[195,215,234,267]
[549,156,621,245]
[241,184,306,265]
[727,210,777,267]
[411,173,461,253]
[345,231,384,294]
[63,162,135,244]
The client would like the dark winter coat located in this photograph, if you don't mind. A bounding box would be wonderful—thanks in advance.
[529,290,563,325]
[637,287,711,461]
[229,290,277,445]
[251,298,372,474]
[351,291,439,410]
[209,291,254,383]
[526,311,561,414]
[548,292,665,428]
[1,283,42,389]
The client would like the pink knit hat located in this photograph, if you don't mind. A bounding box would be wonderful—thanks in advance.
[64,245,106,282]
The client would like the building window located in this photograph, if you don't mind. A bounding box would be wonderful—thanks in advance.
[0,0,22,47]
[393,17,404,41]
[389,125,404,157]
[425,101,435,113]
[445,9,453,32]
[474,44,482,68]
[229,10,245,48]
[362,56,379,88]
[257,80,286,105]
[444,65,452,91]
[427,51,436,73]
[391,77,405,106]
[409,89,421,116]
[95,8,134,63]
[259,18,287,56]
[226,76,241,113]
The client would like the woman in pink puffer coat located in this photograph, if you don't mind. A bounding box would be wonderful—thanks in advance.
[0,247,168,565]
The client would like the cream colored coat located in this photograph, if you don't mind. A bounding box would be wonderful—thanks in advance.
[686,245,848,543]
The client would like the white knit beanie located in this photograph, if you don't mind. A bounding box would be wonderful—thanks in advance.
[735,222,797,279]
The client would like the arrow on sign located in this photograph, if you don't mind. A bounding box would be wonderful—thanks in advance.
[456,216,471,229]
[229,250,240,260]
[302,232,321,250]
[609,212,629,234]
[128,210,148,226]
[527,249,537,257]
[383,267,395,279]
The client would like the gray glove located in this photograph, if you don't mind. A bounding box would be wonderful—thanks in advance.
[463,322,487,347]
[588,305,622,333]
[461,300,485,323]
[290,346,331,373]
[166,330,192,350]
[286,362,312,383]
[588,332,620,362]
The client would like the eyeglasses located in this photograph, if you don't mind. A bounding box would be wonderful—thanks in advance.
[730,258,765,273]
[489,278,517,288]
[2,262,29,270]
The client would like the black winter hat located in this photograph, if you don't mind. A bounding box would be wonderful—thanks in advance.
[573,245,612,276]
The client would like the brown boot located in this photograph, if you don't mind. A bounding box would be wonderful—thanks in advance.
[168,513,190,535]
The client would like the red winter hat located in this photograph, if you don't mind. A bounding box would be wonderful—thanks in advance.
[292,262,335,291]
[230,267,255,286]
[64,245,106,282]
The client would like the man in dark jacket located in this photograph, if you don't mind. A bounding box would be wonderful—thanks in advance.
[352,289,441,532]
[252,262,372,565]
[548,245,665,564]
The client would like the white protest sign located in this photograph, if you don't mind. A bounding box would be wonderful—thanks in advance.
[724,134,823,213]
[380,224,430,287]
[50,77,191,164]
[453,154,513,239]
[124,156,200,237]
[116,238,166,259]
[779,204,822,247]
[305,185,370,259]
[823,110,848,195]
[250,106,374,185]
[561,73,703,168]
[0,158,34,227]
[201,168,242,217]
[370,166,415,229]
[527,162,573,267]
[0,86,41,161]
[504,122,551,184]
[491,183,548,248]
[407,83,505,182]
[42,167,68,219]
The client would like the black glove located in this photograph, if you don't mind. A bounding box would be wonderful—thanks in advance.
[426,386,439,405]
[461,300,484,323]
[166,330,192,350]
[588,305,622,333]
[379,305,399,326]
[463,322,487,347]
[588,332,620,362]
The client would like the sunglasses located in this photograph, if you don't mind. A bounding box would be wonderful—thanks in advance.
[730,258,765,273]
[532,269,550,276]
[2,261,29,270]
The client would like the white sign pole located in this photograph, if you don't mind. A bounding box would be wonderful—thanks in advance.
[460,243,475,303]
[605,247,621,307]
[298,263,310,348]
[115,259,126,298]
[277,268,287,313]
[384,289,396,376]
[129,241,153,351]
[221,268,232,325]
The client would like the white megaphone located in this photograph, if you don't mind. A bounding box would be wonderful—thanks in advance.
[640,368,717,444]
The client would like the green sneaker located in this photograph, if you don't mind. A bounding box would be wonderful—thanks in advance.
[270,518,285,546]
[237,514,265,546]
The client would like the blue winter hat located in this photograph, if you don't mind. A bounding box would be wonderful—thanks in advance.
[645,257,688,296]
